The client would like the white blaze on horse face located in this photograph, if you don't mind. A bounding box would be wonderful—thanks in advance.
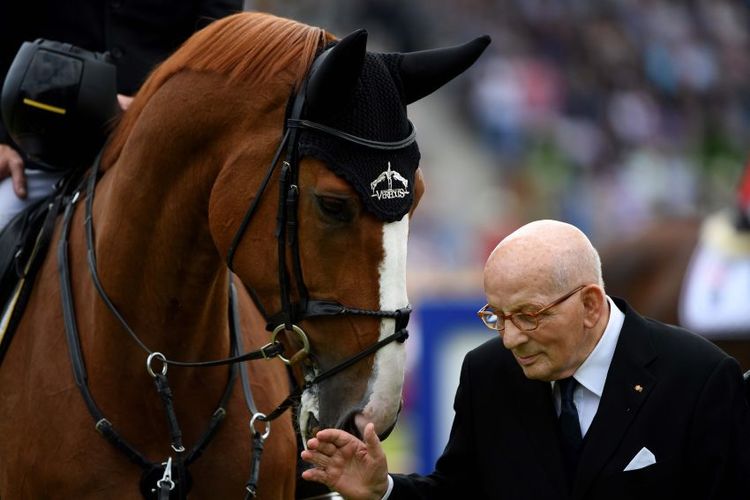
[300,217,409,444]
[299,383,320,449]
[358,216,409,435]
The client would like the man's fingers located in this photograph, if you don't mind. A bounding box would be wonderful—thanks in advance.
[300,449,325,465]
[310,441,339,457]
[301,444,345,469]
[316,428,358,448]
[301,466,332,486]
[363,422,382,454]
[307,436,348,456]
[301,449,341,488]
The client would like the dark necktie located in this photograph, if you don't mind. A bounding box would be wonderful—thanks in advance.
[558,377,583,486]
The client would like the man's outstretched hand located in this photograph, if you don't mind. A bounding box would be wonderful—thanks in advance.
[301,422,390,500]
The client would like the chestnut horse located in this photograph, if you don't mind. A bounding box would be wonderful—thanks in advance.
[600,212,750,370]
[0,12,488,498]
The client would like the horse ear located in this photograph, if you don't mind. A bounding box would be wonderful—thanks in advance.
[304,29,367,119]
[399,35,491,105]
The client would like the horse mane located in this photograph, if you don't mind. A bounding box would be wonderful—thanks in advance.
[103,12,334,168]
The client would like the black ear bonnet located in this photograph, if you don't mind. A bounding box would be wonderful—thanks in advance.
[298,49,418,222]
[291,30,490,223]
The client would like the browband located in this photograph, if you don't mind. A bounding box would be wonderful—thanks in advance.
[287,118,416,150]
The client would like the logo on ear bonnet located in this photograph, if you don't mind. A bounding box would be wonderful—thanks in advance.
[370,162,410,200]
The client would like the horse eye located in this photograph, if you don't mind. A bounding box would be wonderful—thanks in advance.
[316,195,353,222]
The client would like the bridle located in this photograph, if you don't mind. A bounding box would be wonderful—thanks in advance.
[224,60,414,358]
[56,41,415,499]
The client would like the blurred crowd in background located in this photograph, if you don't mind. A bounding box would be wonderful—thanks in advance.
[462,0,748,228]
[245,1,750,470]
[249,0,750,295]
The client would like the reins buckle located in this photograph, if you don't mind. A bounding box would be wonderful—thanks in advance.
[94,417,112,434]
[259,342,277,360]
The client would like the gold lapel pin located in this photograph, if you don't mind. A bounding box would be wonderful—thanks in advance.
[634,384,643,393]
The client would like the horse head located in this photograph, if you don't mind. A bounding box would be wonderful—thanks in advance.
[279,29,489,443]
[206,16,488,444]
[104,12,488,445]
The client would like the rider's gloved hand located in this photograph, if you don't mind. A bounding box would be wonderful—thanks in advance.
[0,143,26,199]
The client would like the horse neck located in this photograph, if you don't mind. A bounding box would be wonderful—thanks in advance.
[88,117,231,363]
[82,70,291,367]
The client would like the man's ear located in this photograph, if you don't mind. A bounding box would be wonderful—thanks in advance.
[581,285,606,329]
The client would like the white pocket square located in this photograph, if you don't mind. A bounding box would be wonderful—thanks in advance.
[624,447,656,471]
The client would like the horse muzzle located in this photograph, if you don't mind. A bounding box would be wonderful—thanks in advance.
[336,401,402,442]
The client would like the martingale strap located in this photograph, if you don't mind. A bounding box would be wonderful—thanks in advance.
[59,193,152,471]
[57,177,247,491]
[230,281,272,499]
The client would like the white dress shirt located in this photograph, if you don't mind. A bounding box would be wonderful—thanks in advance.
[552,296,625,436]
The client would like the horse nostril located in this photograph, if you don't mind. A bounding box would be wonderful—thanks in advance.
[338,410,363,440]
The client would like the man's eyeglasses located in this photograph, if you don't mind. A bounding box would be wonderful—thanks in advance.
[477,285,587,332]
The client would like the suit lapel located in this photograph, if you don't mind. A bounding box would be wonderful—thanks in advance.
[514,374,569,495]
[572,301,657,499]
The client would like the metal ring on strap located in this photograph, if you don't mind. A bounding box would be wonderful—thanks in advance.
[250,412,271,441]
[270,324,310,365]
[146,352,168,378]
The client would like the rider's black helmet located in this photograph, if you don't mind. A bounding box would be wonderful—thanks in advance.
[1,39,118,170]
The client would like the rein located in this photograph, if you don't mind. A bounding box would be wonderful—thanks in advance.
[81,154,285,368]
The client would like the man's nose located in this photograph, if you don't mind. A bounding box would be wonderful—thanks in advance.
[501,320,528,350]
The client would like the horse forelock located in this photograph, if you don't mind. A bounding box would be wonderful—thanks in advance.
[102,11,334,170]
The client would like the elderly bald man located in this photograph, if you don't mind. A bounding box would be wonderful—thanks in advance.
[301,219,750,500]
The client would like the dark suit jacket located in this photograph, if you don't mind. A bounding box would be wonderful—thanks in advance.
[392,298,750,499]
[0,0,242,144]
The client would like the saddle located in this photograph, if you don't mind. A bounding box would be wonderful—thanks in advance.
[0,175,78,363]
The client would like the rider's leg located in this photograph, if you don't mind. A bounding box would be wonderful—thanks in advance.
[0,169,64,231]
